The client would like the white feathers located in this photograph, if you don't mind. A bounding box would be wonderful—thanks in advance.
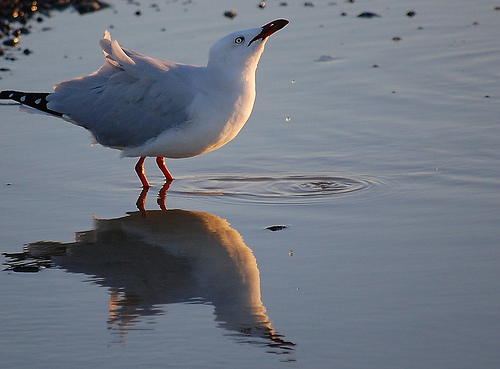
[44,20,288,158]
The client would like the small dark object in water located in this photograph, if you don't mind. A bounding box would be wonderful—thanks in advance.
[3,37,18,47]
[0,48,5,57]
[15,27,30,35]
[23,48,32,55]
[392,36,402,41]
[135,10,142,16]
[258,2,266,8]
[265,225,289,232]
[304,2,314,6]
[280,2,288,6]
[357,11,381,18]
[340,12,347,16]
[406,10,416,17]
[224,10,237,19]
[75,0,109,14]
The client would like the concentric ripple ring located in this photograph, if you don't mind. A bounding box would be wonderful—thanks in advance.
[170,174,383,204]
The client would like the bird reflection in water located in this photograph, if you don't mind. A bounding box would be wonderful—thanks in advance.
[4,202,294,356]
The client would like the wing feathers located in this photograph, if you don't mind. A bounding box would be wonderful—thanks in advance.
[46,31,202,149]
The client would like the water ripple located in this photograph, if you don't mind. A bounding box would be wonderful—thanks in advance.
[170,174,384,205]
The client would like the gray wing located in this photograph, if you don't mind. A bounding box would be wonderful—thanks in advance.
[47,31,203,148]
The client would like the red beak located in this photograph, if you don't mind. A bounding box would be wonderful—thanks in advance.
[248,19,289,46]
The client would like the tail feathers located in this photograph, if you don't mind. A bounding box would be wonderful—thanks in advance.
[0,90,63,117]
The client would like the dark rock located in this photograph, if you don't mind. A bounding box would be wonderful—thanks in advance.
[265,225,289,232]
[406,10,416,17]
[223,10,237,19]
[74,0,109,15]
[3,37,19,47]
[357,11,381,18]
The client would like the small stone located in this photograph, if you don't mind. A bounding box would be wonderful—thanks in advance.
[392,36,402,41]
[23,48,33,55]
[304,1,314,6]
[357,11,381,18]
[223,10,237,19]
[265,225,289,232]
[3,38,19,47]
[406,10,416,17]
[17,27,30,35]
[258,2,266,8]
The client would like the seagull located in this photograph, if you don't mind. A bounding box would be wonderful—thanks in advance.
[1,19,289,188]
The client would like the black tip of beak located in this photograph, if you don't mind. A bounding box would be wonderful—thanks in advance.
[248,19,289,46]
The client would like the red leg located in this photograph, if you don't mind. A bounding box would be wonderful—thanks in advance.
[156,157,174,181]
[135,156,150,188]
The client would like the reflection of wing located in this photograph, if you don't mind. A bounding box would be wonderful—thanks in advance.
[47,32,203,148]
[13,209,293,353]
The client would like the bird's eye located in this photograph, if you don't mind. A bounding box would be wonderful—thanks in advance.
[234,36,245,45]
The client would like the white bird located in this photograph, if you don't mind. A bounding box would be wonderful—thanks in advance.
[0,19,289,188]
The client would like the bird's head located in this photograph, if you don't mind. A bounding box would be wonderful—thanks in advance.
[207,19,289,74]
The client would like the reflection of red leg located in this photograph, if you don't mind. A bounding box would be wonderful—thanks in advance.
[156,157,174,181]
[157,181,172,211]
[135,156,150,188]
[136,186,149,216]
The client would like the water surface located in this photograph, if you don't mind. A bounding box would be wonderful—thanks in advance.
[1,1,499,368]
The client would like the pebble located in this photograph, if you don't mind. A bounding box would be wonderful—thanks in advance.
[223,10,237,19]
[265,225,289,232]
[3,37,19,47]
[357,11,381,18]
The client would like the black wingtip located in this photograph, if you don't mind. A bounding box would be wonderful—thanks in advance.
[0,90,63,117]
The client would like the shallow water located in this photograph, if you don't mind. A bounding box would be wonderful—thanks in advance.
[1,1,500,368]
